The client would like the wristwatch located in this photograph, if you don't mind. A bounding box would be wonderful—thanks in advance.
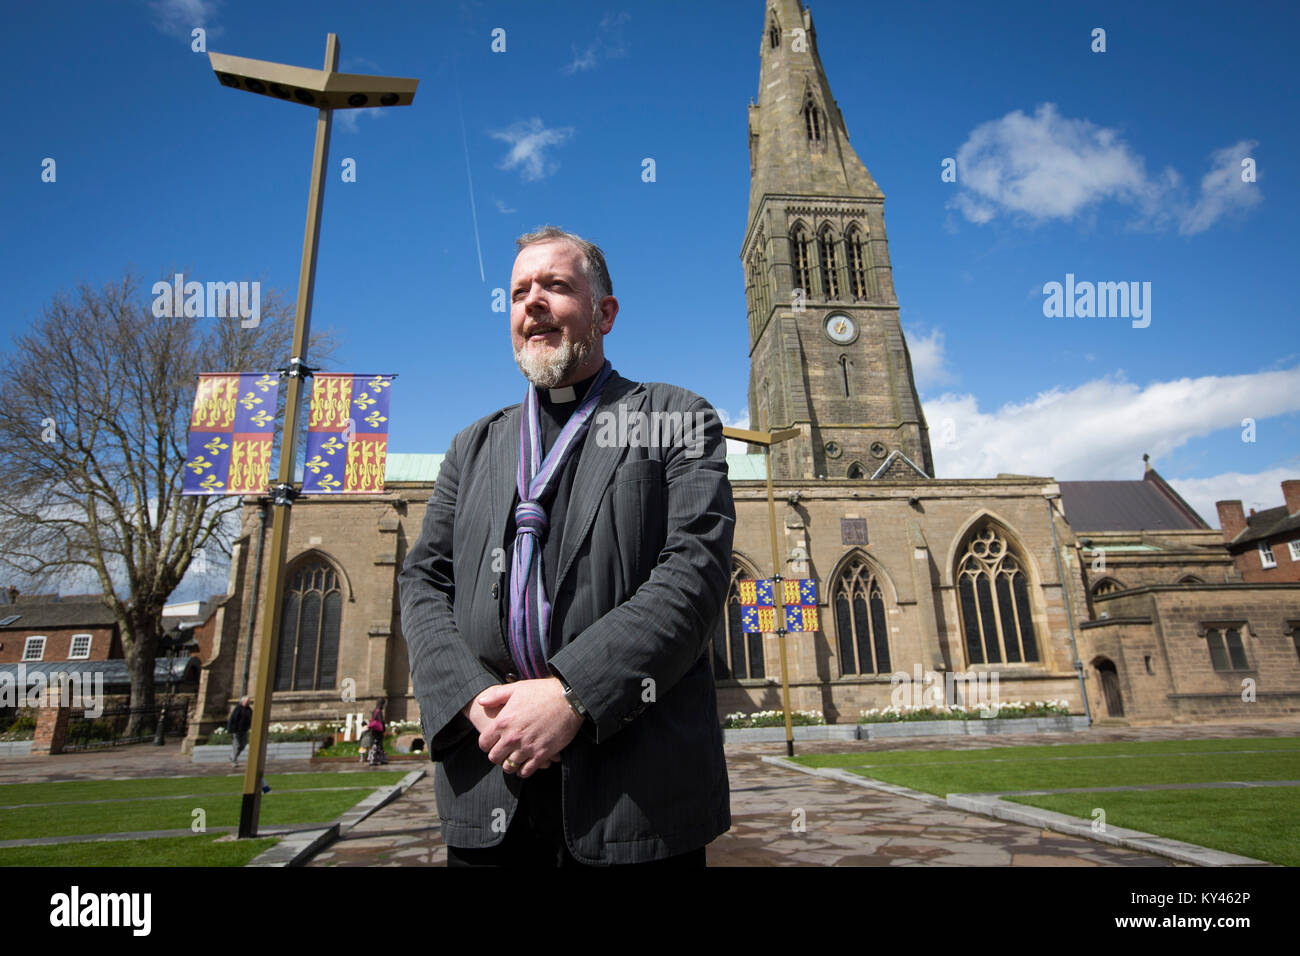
[559,679,587,720]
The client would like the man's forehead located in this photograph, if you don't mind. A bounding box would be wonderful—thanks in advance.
[511,240,584,283]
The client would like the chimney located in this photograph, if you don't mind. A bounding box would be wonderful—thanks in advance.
[1283,480,1300,516]
[1216,500,1246,542]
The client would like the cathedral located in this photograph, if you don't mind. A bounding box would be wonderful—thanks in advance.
[184,1,1300,748]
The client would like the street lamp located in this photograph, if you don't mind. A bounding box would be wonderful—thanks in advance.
[208,34,418,839]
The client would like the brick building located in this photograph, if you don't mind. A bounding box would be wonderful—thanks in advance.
[1217,480,1300,582]
[186,1,1300,746]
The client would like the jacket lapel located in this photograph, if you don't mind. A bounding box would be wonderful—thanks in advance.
[488,405,521,553]
[553,372,645,594]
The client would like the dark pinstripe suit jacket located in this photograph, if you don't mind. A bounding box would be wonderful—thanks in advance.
[397,370,735,864]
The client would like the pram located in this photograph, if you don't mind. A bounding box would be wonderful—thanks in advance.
[359,719,388,766]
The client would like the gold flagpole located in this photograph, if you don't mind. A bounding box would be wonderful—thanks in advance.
[724,418,800,757]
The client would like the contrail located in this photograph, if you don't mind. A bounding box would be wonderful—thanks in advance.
[451,57,485,282]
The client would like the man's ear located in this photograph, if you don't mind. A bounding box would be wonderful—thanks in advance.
[598,295,619,334]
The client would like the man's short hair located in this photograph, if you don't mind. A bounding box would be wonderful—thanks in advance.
[515,226,613,306]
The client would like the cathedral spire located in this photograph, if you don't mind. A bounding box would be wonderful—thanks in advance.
[748,0,881,217]
[742,2,934,481]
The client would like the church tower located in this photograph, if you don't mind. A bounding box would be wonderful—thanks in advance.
[743,0,933,480]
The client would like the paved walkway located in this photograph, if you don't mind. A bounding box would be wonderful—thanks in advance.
[306,719,1300,867]
[3,720,1295,865]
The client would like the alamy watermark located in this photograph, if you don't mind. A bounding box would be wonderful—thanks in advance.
[151,273,261,328]
[0,665,103,717]
[1042,273,1151,328]
[889,665,1002,716]
[593,405,708,458]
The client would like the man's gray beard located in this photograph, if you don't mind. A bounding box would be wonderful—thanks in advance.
[514,311,602,389]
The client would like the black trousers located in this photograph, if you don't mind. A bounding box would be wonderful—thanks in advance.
[445,764,706,868]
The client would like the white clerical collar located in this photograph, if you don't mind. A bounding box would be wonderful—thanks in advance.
[547,385,577,403]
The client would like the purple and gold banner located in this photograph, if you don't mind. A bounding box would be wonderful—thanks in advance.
[182,373,279,495]
[301,374,393,495]
[739,578,819,633]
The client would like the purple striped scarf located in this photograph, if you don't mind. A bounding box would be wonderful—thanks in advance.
[508,360,614,678]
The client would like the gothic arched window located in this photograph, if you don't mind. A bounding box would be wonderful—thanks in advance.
[749,241,770,332]
[846,224,871,300]
[956,525,1040,665]
[833,556,890,675]
[712,558,765,680]
[790,225,812,297]
[274,556,342,691]
[768,19,781,50]
[817,226,840,299]
[803,94,824,144]
[1092,578,1125,597]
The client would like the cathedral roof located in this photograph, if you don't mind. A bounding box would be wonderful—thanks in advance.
[1058,471,1209,532]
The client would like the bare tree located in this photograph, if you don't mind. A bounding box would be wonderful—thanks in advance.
[0,269,334,730]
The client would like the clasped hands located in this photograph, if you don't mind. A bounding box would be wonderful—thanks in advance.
[462,675,585,778]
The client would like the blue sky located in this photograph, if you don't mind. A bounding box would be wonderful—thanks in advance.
[3,0,1297,534]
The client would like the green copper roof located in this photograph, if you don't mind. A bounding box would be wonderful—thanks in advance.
[384,452,765,483]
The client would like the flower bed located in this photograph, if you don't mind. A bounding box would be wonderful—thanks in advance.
[723,709,826,729]
[859,700,1073,724]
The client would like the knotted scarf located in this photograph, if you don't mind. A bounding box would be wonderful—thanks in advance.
[507,360,614,678]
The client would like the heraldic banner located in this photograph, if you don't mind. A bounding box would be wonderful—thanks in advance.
[182,373,279,495]
[302,374,393,494]
[739,578,819,633]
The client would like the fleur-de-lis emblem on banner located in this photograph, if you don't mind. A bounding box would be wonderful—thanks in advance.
[254,374,276,392]
[203,437,229,456]
[318,473,342,491]
[250,409,273,428]
[364,411,387,429]
[367,375,390,391]
[199,474,224,492]
[353,391,376,410]
[186,456,212,474]
[304,455,328,474]
[238,391,262,411]
[321,435,345,456]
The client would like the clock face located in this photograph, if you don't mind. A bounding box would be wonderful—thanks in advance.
[825,313,856,344]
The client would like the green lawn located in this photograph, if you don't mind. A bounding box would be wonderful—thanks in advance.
[0,770,408,808]
[791,737,1300,865]
[0,834,279,867]
[1007,786,1300,867]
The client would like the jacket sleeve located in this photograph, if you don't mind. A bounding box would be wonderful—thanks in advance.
[547,397,735,743]
[398,427,502,761]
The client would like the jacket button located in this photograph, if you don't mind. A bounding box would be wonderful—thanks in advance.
[491,582,500,599]
[505,672,518,683]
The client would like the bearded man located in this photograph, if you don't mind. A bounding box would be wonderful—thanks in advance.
[398,226,735,866]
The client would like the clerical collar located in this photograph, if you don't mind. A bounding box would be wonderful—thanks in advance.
[541,369,600,405]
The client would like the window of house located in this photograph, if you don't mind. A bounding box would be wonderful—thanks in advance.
[22,636,46,661]
[1290,622,1300,664]
[1204,626,1250,672]
[1288,540,1300,562]
[1259,543,1277,568]
[69,634,92,659]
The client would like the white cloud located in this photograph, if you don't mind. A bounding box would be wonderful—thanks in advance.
[149,0,221,40]
[563,11,630,74]
[490,118,574,182]
[716,406,750,455]
[926,366,1300,481]
[1178,140,1263,235]
[948,103,1261,233]
[904,325,954,392]
[1167,467,1294,530]
[335,108,387,135]
[495,198,517,214]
